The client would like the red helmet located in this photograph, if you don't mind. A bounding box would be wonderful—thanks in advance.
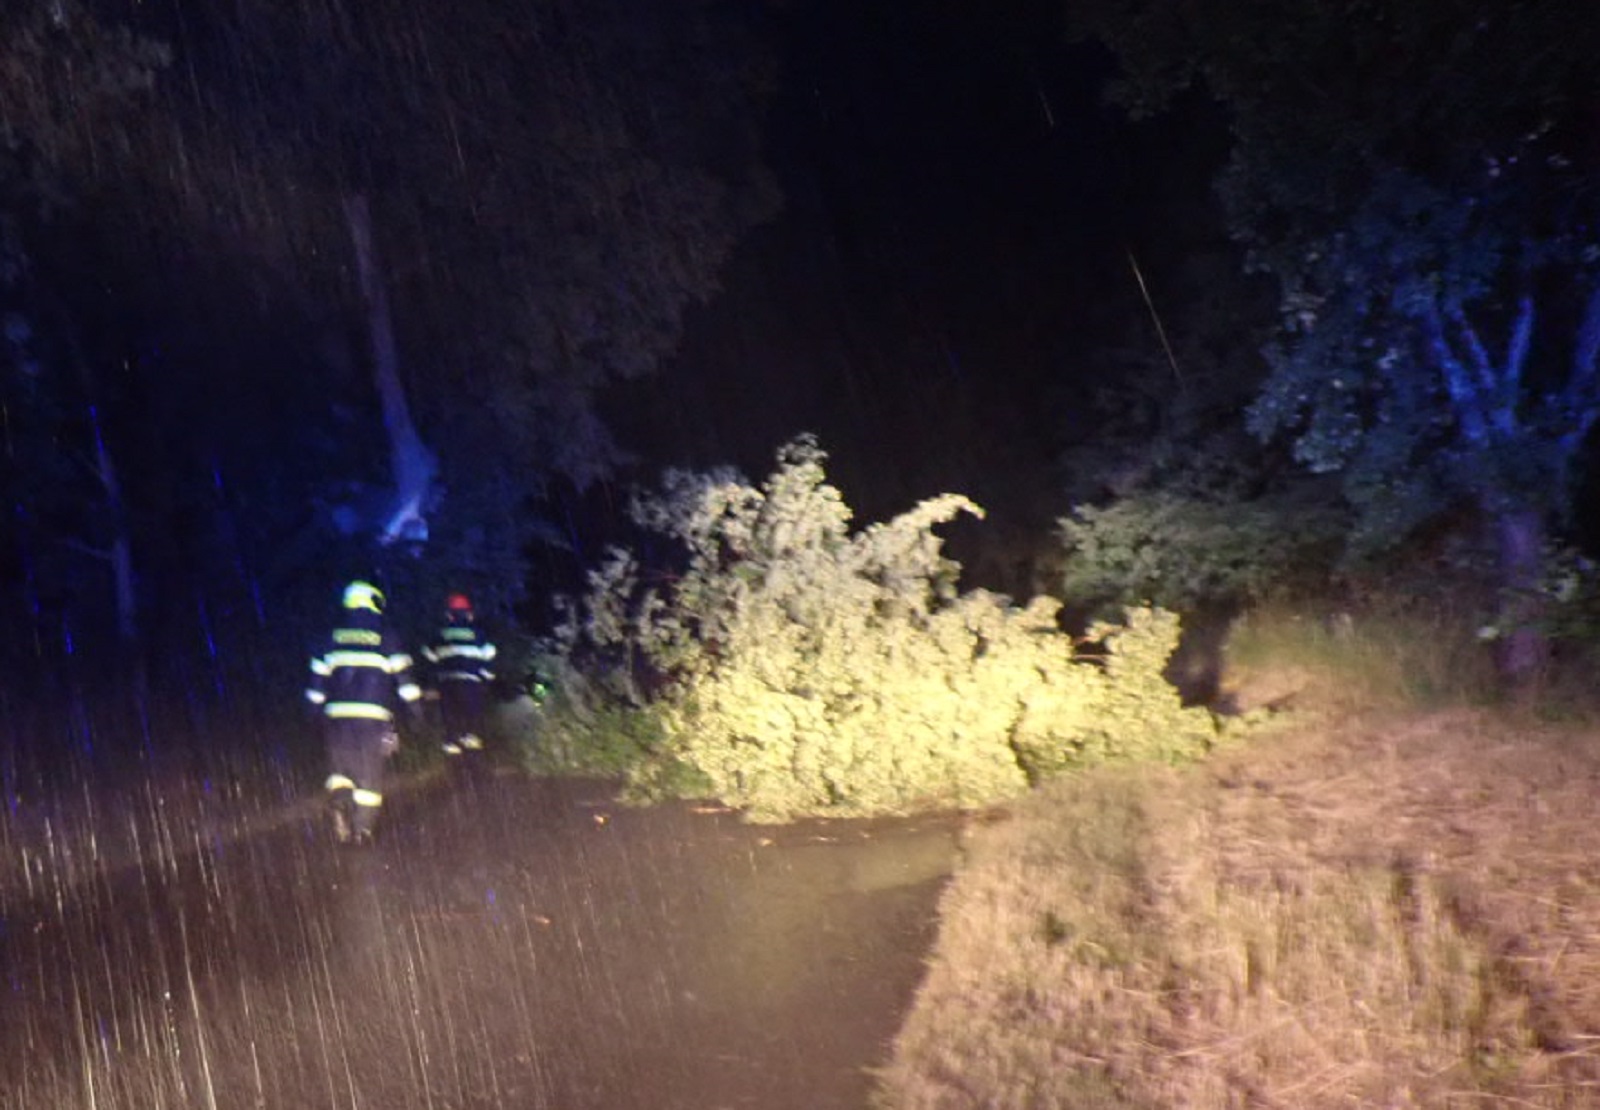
[445,592,473,613]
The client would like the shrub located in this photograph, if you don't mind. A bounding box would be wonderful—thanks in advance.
[550,436,1216,820]
[1058,488,1345,614]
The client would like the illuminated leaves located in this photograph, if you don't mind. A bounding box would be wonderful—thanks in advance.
[552,436,1215,820]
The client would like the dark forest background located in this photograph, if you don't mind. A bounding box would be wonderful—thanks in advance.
[4,0,1599,765]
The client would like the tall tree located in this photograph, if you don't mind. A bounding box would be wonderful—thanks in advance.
[1068,0,1600,683]
[1,0,779,679]
[127,0,780,547]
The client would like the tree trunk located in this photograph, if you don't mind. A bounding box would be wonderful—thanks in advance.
[343,192,435,545]
[85,403,137,645]
[1493,505,1549,692]
[60,307,139,653]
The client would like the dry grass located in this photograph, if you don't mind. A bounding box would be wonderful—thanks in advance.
[876,608,1600,1108]
[1221,601,1504,714]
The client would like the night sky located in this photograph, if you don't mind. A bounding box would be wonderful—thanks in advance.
[611,0,1228,584]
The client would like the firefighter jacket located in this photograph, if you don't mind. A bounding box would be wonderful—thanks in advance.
[305,608,423,722]
[422,617,497,686]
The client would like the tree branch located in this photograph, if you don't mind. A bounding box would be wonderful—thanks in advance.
[60,536,114,563]
[1504,294,1535,395]
[1571,282,1600,398]
[1563,281,1600,448]
[1448,305,1496,397]
[1425,302,1491,447]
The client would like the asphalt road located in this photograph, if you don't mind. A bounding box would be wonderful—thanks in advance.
[0,769,961,1109]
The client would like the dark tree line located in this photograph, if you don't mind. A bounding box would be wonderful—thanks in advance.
[1054,0,1600,684]
[0,0,778,722]
[4,0,1597,740]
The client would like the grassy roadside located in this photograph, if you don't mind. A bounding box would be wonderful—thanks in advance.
[875,613,1600,1108]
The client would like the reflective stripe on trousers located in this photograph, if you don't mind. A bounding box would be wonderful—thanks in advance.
[325,702,394,721]
[323,776,382,808]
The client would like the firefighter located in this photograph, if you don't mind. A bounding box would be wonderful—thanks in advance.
[421,591,497,770]
[306,579,422,844]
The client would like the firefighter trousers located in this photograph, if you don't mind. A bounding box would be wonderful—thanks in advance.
[324,717,392,840]
[438,680,488,754]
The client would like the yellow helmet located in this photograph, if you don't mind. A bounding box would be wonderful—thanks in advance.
[342,580,386,612]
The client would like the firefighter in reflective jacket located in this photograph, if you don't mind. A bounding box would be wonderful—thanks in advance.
[306,580,422,844]
[422,592,497,762]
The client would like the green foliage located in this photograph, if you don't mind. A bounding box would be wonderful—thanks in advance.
[1010,607,1216,780]
[1070,0,1600,561]
[549,436,1216,820]
[528,699,672,780]
[503,654,659,775]
[1059,488,1345,612]
[1486,544,1600,649]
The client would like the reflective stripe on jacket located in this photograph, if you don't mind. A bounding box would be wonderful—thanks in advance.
[306,609,421,720]
[422,620,496,684]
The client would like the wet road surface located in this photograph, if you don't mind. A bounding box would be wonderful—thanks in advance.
[0,770,960,1109]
